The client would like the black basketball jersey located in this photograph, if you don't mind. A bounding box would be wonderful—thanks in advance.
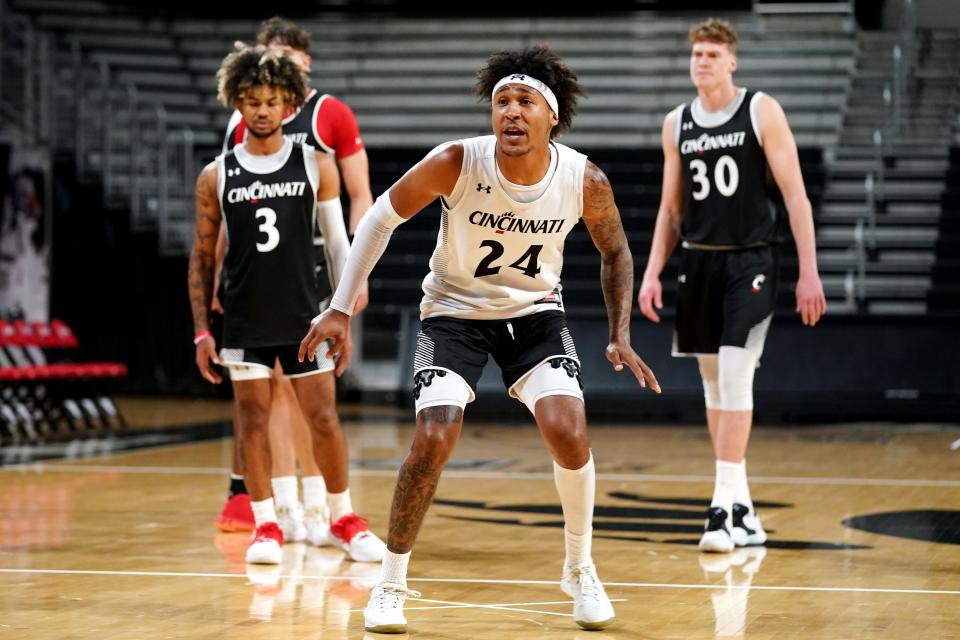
[217,140,320,347]
[223,90,332,154]
[677,89,781,247]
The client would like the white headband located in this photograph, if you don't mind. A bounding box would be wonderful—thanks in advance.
[492,73,559,118]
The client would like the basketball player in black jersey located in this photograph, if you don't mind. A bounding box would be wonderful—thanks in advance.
[638,19,827,552]
[189,43,384,565]
[213,17,375,559]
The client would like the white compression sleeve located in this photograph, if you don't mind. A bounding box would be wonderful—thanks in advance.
[329,192,407,315]
[316,196,349,290]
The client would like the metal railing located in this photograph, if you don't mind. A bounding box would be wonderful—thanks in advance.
[887,0,917,140]
[2,8,198,256]
[0,12,55,146]
[849,0,917,311]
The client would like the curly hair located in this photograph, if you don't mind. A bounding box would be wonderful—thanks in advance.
[689,18,738,51]
[216,42,309,108]
[256,16,310,52]
[474,43,585,138]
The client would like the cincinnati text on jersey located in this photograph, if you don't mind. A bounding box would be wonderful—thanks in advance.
[468,210,566,234]
[226,180,308,204]
[680,131,747,155]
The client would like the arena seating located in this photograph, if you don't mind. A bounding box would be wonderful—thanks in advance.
[0,318,127,445]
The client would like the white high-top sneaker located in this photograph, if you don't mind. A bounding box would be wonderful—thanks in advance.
[730,503,768,546]
[328,512,386,562]
[304,503,332,547]
[363,582,420,634]
[276,503,307,543]
[699,506,735,553]
[561,563,616,630]
[245,522,284,565]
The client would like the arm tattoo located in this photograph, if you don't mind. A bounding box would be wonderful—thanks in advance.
[582,161,633,340]
[388,406,463,552]
[188,167,221,334]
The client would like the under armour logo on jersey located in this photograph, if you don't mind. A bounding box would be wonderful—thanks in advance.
[477,183,491,194]
[678,274,687,284]
[510,74,526,81]
[227,167,242,177]
[682,121,694,131]
[752,274,766,293]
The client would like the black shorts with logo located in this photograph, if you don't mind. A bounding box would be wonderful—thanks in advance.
[413,310,580,392]
[673,245,779,356]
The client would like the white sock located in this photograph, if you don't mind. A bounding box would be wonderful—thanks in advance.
[712,460,744,518]
[251,497,278,527]
[301,475,327,510]
[381,550,411,587]
[733,459,754,511]
[271,476,298,508]
[553,452,595,568]
[327,489,353,522]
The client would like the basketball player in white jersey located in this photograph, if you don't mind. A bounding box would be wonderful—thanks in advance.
[300,44,661,633]
[638,19,826,552]
[189,43,384,565]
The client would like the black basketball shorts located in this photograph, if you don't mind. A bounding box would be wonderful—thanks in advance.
[673,246,779,357]
[413,310,581,395]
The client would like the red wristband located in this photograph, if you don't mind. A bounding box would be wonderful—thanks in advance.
[193,330,212,345]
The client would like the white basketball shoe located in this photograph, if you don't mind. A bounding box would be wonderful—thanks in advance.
[561,563,616,630]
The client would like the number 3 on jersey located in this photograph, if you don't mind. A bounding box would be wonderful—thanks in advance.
[255,207,280,252]
[689,154,739,201]
[474,240,542,278]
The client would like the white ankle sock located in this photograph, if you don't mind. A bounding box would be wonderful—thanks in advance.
[733,459,754,511]
[712,460,744,518]
[251,498,278,527]
[271,476,298,508]
[553,452,595,568]
[381,550,411,586]
[301,475,327,510]
[564,529,593,569]
[327,489,353,522]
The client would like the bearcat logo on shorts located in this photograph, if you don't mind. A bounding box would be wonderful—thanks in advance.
[227,180,307,204]
[468,210,565,235]
[681,131,746,155]
[751,274,765,293]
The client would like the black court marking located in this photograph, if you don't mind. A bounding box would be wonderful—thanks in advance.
[843,510,960,545]
[435,493,872,550]
[657,538,871,550]
[608,491,792,510]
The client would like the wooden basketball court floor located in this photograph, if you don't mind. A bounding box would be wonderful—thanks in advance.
[1,398,959,639]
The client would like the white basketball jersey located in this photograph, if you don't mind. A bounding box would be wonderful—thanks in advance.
[420,135,587,320]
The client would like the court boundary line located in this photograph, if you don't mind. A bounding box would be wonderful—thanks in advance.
[4,462,960,488]
[2,568,958,596]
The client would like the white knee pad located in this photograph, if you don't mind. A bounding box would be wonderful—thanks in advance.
[718,346,758,411]
[413,368,474,414]
[697,355,721,410]
[510,357,584,416]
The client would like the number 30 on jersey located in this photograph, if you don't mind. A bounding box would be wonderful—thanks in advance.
[689,154,739,200]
